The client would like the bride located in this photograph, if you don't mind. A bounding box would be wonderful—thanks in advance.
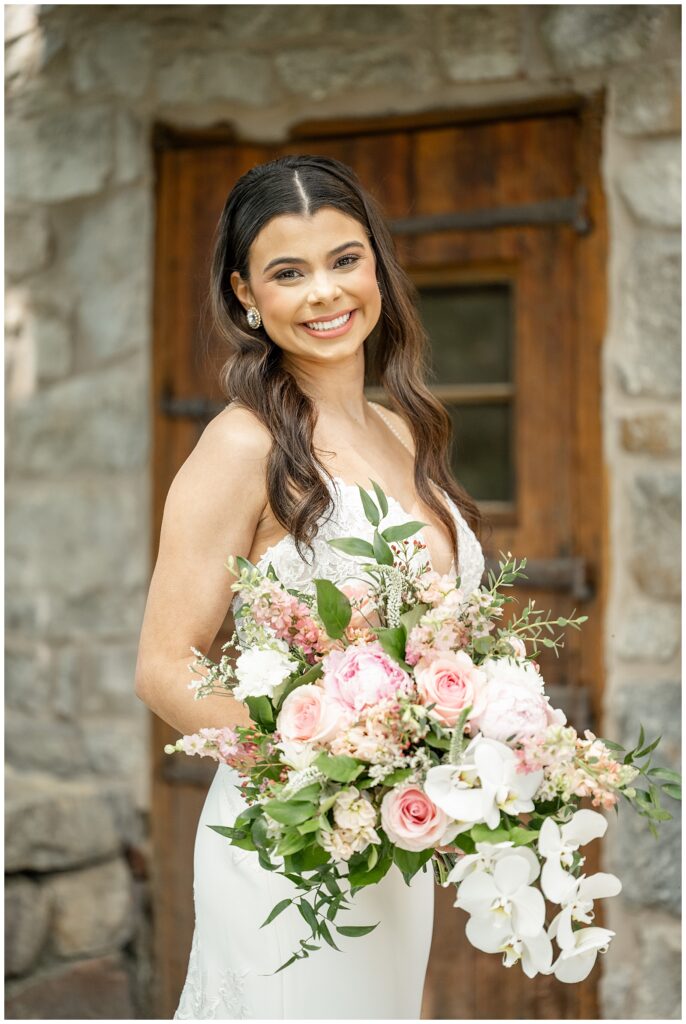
[135,154,485,1019]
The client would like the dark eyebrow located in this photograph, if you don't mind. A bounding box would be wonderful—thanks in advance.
[262,240,365,275]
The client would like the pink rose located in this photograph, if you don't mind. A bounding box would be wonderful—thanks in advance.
[276,684,343,744]
[322,641,412,717]
[414,651,488,727]
[381,785,452,852]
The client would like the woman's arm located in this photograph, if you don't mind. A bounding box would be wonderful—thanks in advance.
[134,405,272,736]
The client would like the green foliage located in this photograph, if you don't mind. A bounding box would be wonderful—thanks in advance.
[314,752,365,783]
[313,578,352,639]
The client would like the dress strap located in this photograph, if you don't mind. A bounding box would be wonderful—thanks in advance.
[369,402,414,456]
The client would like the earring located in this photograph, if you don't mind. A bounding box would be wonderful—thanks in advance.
[246,305,261,329]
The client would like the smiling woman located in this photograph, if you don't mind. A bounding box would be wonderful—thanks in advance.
[137,153,485,1020]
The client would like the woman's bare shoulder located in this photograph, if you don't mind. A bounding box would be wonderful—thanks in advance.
[202,402,273,459]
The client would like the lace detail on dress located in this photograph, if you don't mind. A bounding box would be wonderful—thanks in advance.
[231,475,485,627]
[174,927,249,1020]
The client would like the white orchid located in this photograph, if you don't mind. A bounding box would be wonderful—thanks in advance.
[454,850,545,938]
[425,736,543,830]
[538,809,608,902]
[550,926,615,983]
[447,840,539,886]
[465,917,553,977]
[548,872,622,950]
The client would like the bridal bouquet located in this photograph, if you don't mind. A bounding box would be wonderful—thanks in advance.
[166,481,680,982]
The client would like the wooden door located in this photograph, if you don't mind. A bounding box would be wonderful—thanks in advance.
[151,98,607,1019]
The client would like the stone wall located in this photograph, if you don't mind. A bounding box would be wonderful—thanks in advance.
[5,5,680,1018]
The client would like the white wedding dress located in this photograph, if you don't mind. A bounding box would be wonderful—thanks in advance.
[174,410,486,1020]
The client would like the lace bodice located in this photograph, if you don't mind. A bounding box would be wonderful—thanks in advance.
[231,474,485,620]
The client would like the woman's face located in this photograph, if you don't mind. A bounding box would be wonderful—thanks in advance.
[231,207,382,364]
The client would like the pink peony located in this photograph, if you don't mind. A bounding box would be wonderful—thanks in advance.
[381,785,452,852]
[276,684,343,745]
[339,580,382,632]
[414,651,488,727]
[322,641,413,717]
[471,668,565,745]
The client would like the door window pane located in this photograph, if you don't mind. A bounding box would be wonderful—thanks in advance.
[417,283,512,385]
[447,402,514,503]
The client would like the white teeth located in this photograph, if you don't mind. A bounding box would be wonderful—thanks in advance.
[305,311,352,331]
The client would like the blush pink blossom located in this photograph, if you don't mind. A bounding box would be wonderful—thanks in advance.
[471,677,565,744]
[414,651,488,727]
[276,684,343,745]
[339,580,381,632]
[381,785,452,852]
[322,641,413,717]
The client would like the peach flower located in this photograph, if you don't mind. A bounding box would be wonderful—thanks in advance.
[381,785,452,852]
[276,684,343,745]
[414,651,488,728]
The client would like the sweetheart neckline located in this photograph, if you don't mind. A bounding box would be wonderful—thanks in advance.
[250,473,458,579]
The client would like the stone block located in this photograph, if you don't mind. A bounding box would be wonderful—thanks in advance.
[620,409,681,455]
[616,232,680,398]
[113,109,149,186]
[5,875,51,978]
[6,106,114,202]
[600,905,681,1019]
[58,189,152,363]
[7,359,149,475]
[539,5,667,72]
[71,21,152,99]
[45,857,135,959]
[276,41,439,101]
[438,4,522,81]
[5,710,91,776]
[613,601,680,663]
[4,954,135,1020]
[31,307,73,382]
[5,767,128,872]
[80,643,141,716]
[5,477,149,599]
[628,471,681,598]
[5,642,80,719]
[41,586,148,643]
[5,208,52,278]
[611,60,681,137]
[82,714,150,813]
[157,50,274,107]
[4,5,40,42]
[618,137,681,228]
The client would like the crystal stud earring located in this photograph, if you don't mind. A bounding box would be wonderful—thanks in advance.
[246,305,261,329]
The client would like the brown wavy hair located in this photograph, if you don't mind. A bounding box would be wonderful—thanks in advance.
[208,154,483,569]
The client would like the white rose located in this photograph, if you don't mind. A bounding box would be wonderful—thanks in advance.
[233,645,298,701]
[274,738,319,770]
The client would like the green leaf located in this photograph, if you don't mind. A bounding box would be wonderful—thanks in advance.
[314,751,364,783]
[381,521,428,543]
[358,485,380,526]
[260,898,292,928]
[276,830,309,856]
[327,537,376,558]
[509,826,539,846]
[263,800,316,825]
[250,815,271,850]
[370,479,389,518]
[367,844,379,870]
[297,817,322,835]
[297,898,320,935]
[244,695,275,732]
[335,923,380,937]
[347,851,393,888]
[313,578,352,639]
[373,529,395,566]
[635,736,662,759]
[393,846,434,880]
[287,843,331,871]
[647,767,682,784]
[375,625,407,664]
[318,920,342,951]
[273,662,324,710]
[399,603,430,635]
[380,767,413,788]
[663,783,682,801]
[470,823,511,845]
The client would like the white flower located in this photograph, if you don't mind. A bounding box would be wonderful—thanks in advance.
[550,926,615,983]
[548,872,622,949]
[465,917,553,978]
[233,644,298,701]
[332,787,377,831]
[454,851,546,938]
[538,810,608,902]
[275,739,319,771]
[447,841,540,886]
[481,656,546,694]
[425,736,543,829]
